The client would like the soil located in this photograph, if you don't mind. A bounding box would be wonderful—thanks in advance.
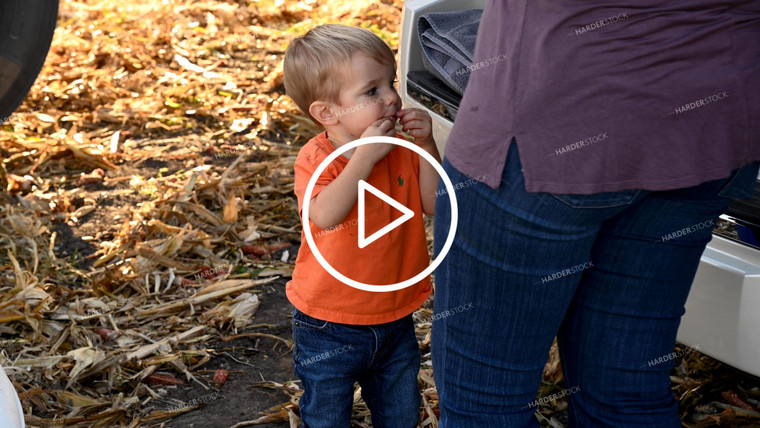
[165,278,294,428]
[43,143,299,427]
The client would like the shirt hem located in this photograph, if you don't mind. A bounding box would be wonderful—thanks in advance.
[286,284,431,325]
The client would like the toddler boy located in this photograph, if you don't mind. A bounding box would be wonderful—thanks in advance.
[283,24,441,428]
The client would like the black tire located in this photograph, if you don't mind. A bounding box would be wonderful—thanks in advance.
[0,0,59,121]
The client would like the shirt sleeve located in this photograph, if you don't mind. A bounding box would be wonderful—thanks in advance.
[293,142,342,216]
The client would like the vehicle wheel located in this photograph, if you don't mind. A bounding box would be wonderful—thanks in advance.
[0,0,59,121]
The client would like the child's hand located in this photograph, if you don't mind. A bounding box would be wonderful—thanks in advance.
[354,118,396,165]
[397,108,434,147]
[361,117,397,139]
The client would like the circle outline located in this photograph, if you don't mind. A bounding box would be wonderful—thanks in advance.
[302,136,458,292]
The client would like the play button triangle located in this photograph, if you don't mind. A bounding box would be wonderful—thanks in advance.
[357,180,415,249]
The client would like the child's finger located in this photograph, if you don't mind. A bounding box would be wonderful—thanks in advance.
[376,120,395,136]
[397,109,415,120]
[401,119,426,130]
[408,129,429,138]
[382,118,396,129]
[399,111,428,124]
[397,107,423,117]
[399,115,417,126]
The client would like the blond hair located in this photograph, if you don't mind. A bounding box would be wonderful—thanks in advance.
[283,24,395,126]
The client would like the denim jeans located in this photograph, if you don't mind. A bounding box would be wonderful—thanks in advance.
[432,143,759,427]
[292,308,421,428]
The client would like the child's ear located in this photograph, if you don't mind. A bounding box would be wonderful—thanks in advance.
[309,101,339,126]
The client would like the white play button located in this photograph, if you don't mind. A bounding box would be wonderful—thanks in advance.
[357,180,415,249]
[301,136,458,292]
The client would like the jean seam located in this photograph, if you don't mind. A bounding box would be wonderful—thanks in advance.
[716,161,760,199]
[367,325,378,368]
[549,190,642,209]
[293,309,329,331]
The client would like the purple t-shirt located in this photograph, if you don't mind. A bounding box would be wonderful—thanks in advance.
[446,0,760,194]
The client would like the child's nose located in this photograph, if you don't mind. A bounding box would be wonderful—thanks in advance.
[385,93,400,106]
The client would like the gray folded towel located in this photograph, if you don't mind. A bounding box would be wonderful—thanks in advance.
[417,9,483,95]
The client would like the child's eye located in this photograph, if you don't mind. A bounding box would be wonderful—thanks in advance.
[366,87,377,96]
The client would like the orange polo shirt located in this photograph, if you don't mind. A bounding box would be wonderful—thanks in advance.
[287,132,432,325]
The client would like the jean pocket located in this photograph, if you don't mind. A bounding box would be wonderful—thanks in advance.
[550,189,642,208]
[717,161,760,199]
[293,308,329,331]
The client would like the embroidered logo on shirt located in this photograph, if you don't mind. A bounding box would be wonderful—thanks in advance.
[397,175,404,186]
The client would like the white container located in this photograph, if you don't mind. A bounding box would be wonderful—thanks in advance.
[678,234,760,376]
[0,365,24,428]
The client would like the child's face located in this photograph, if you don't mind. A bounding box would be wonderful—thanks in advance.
[331,52,401,141]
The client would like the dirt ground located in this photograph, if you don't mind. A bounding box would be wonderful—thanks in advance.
[166,277,293,428]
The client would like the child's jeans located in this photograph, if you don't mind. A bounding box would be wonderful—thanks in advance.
[292,308,421,428]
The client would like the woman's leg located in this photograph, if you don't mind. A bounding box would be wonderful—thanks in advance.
[558,162,759,427]
[432,144,642,427]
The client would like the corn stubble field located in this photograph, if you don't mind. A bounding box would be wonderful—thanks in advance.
[1,0,759,427]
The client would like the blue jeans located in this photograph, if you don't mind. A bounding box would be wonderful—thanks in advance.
[432,143,759,427]
[292,308,421,428]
